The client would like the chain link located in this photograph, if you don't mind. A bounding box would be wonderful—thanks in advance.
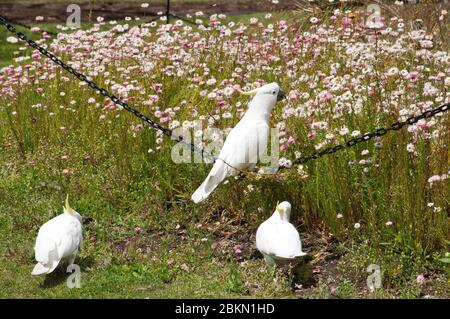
[1,16,448,173]
[294,102,449,166]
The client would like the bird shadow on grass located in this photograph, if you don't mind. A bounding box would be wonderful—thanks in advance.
[41,268,68,288]
[291,261,316,289]
[40,256,95,288]
[250,250,316,289]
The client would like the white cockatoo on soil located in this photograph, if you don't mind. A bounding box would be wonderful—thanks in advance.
[256,201,307,266]
[32,196,83,276]
[191,82,286,203]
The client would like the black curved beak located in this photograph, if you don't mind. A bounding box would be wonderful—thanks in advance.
[277,90,286,101]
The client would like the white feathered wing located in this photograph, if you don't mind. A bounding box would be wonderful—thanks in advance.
[256,214,306,266]
[191,120,268,203]
[32,214,82,275]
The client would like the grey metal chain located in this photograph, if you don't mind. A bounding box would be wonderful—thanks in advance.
[292,102,450,166]
[0,16,216,161]
[1,16,448,172]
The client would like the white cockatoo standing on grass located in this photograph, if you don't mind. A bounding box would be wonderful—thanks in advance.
[191,82,286,203]
[32,196,83,276]
[256,201,307,266]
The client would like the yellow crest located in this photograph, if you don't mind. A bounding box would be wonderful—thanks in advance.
[236,85,258,96]
[276,201,282,213]
[64,195,76,215]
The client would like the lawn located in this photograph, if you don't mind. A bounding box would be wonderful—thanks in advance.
[0,4,449,299]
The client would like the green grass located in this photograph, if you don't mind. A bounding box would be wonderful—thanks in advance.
[0,197,294,298]
[0,246,275,298]
[0,125,293,298]
[0,12,288,67]
[0,9,448,298]
[0,22,60,67]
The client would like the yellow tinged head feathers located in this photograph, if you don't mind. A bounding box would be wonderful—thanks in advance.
[64,194,75,215]
[276,201,283,214]
[237,87,258,96]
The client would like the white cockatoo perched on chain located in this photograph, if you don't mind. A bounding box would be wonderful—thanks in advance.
[32,196,83,276]
[256,201,307,266]
[191,82,286,203]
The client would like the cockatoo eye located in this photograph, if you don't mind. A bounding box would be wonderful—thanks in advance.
[272,91,276,95]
